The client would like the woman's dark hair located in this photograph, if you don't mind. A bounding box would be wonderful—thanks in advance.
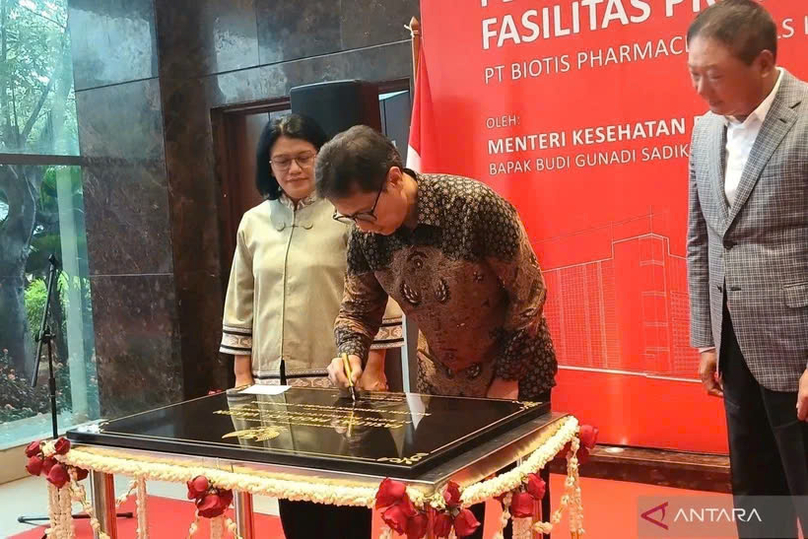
[687,0,777,65]
[255,113,328,199]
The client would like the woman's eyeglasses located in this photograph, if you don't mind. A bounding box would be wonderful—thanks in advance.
[270,152,316,172]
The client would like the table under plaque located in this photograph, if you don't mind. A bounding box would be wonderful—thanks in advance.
[56,387,584,538]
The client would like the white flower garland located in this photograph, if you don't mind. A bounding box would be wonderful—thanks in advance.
[136,476,149,539]
[187,510,200,537]
[58,449,380,508]
[224,516,242,538]
[492,492,512,539]
[532,436,584,536]
[513,516,532,539]
[42,415,586,538]
[210,515,224,539]
[46,483,60,537]
[459,416,579,507]
[61,485,75,539]
[116,479,137,507]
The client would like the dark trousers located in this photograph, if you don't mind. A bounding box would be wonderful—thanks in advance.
[720,302,808,538]
[467,391,552,539]
[278,500,371,539]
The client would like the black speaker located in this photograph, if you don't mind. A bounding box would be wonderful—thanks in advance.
[290,80,381,139]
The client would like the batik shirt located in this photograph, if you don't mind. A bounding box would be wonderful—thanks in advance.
[335,172,557,400]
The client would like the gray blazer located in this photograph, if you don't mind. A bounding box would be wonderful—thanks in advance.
[687,69,808,392]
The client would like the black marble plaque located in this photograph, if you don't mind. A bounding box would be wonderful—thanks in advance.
[67,388,550,478]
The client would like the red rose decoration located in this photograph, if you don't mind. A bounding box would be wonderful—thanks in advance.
[406,512,429,539]
[433,512,454,538]
[399,493,418,519]
[453,508,481,537]
[25,440,41,458]
[53,437,71,455]
[47,463,70,489]
[578,447,591,465]
[186,475,210,500]
[579,425,598,450]
[494,491,509,505]
[197,493,226,518]
[510,491,535,518]
[376,477,407,508]
[218,488,233,509]
[442,481,462,508]
[42,457,57,475]
[74,467,89,481]
[26,455,44,476]
[381,503,409,534]
[562,441,572,456]
[526,473,546,500]
[560,424,599,465]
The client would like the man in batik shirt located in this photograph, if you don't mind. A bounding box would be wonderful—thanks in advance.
[316,125,557,404]
[316,125,558,539]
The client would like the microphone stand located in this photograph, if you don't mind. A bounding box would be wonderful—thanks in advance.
[29,254,60,431]
[17,254,133,533]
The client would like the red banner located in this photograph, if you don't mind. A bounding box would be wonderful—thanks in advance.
[419,0,808,452]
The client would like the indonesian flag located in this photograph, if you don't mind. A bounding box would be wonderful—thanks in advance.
[406,44,438,173]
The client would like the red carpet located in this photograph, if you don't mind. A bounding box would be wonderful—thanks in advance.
[9,496,285,539]
[11,474,736,538]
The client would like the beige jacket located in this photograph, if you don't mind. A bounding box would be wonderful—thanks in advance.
[220,196,402,382]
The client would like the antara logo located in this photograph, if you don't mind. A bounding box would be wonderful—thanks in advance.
[641,502,669,530]
[674,507,762,523]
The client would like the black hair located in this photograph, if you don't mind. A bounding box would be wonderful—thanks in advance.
[314,125,403,199]
[687,0,777,65]
[255,113,328,199]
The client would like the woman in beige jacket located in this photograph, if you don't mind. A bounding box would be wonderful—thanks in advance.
[219,114,401,538]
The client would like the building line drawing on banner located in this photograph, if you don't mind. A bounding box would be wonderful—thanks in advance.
[540,211,697,380]
[558,365,701,385]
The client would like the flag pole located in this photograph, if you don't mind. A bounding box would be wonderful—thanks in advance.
[406,17,421,82]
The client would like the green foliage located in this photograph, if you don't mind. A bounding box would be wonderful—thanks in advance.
[0,340,71,424]
[0,0,77,154]
[17,166,86,281]
[24,278,47,345]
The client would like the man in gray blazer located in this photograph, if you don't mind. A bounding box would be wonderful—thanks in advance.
[686,1,808,536]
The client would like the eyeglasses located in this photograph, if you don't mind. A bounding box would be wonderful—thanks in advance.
[269,151,316,172]
[333,183,385,224]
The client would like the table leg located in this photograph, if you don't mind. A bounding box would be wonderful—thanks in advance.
[234,491,255,539]
[90,471,117,539]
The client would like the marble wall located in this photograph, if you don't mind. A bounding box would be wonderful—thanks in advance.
[69,0,181,418]
[69,0,419,416]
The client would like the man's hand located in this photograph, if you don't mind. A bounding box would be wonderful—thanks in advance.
[486,378,519,400]
[327,354,363,389]
[357,366,388,391]
[698,349,723,397]
[797,369,808,422]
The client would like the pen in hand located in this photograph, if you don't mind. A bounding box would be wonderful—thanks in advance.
[341,353,357,403]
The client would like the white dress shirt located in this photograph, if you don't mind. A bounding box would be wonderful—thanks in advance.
[723,68,783,206]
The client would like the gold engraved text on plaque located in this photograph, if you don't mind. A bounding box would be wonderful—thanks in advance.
[376,452,430,466]
[222,427,282,442]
